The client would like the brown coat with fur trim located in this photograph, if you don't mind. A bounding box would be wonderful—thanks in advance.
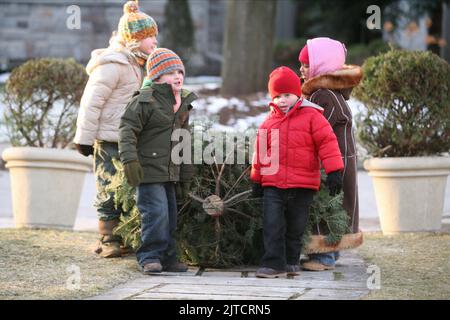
[302,65,364,254]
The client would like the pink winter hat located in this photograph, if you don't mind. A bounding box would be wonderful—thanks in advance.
[300,37,347,78]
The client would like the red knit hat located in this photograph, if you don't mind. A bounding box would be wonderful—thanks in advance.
[299,44,309,65]
[268,66,302,99]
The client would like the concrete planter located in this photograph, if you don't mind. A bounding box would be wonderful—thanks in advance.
[364,157,450,234]
[2,147,92,229]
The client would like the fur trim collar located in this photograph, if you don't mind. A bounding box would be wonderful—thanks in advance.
[304,231,363,254]
[302,65,363,97]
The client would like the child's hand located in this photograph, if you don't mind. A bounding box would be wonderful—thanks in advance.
[75,143,94,157]
[326,171,343,196]
[123,160,144,187]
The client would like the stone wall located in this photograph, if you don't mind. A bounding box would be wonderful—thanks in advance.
[0,0,295,75]
[0,0,225,74]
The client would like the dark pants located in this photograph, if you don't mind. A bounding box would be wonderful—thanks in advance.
[136,182,178,267]
[260,187,315,270]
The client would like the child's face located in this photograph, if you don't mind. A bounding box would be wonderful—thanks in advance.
[273,93,299,108]
[299,63,310,81]
[155,69,184,92]
[139,36,158,55]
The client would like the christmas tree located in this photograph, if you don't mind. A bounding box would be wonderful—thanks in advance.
[109,126,349,267]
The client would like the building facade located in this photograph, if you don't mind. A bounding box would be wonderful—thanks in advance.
[0,0,297,74]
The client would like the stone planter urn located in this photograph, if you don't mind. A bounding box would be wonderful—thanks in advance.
[2,147,92,229]
[364,157,450,234]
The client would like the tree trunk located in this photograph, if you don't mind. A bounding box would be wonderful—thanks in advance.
[441,1,450,62]
[162,0,194,61]
[221,0,277,96]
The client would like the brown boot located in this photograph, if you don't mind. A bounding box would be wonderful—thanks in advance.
[301,260,335,271]
[94,219,121,258]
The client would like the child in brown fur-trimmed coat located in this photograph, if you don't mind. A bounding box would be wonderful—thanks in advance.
[298,37,364,271]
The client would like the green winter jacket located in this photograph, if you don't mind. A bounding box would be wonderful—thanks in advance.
[119,82,197,184]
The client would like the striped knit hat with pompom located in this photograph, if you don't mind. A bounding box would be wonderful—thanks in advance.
[118,0,158,43]
[146,48,185,81]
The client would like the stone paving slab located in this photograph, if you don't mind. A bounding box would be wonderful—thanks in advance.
[293,288,370,300]
[135,283,308,300]
[89,250,371,300]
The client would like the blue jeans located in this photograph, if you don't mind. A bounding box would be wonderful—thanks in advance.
[308,252,340,266]
[136,182,178,267]
[260,187,315,270]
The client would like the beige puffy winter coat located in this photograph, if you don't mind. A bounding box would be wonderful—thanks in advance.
[74,46,144,145]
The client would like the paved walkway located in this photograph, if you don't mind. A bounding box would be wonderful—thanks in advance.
[89,250,370,300]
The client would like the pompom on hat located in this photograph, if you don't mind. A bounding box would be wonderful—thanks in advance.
[118,1,158,43]
[146,48,185,81]
[268,66,302,99]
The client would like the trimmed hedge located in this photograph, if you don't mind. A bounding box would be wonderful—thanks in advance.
[354,49,450,157]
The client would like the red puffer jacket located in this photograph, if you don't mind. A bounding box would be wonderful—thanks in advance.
[251,98,344,190]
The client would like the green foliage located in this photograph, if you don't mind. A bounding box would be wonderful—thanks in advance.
[3,58,88,148]
[346,39,391,66]
[354,49,450,157]
[273,38,307,70]
[162,0,194,62]
[106,159,141,250]
[306,171,350,246]
[294,0,394,45]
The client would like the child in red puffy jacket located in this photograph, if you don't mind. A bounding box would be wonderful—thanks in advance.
[251,66,344,278]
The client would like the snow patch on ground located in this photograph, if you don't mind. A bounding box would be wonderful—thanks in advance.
[0,73,10,84]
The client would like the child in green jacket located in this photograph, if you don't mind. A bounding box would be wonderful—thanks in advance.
[119,48,197,274]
